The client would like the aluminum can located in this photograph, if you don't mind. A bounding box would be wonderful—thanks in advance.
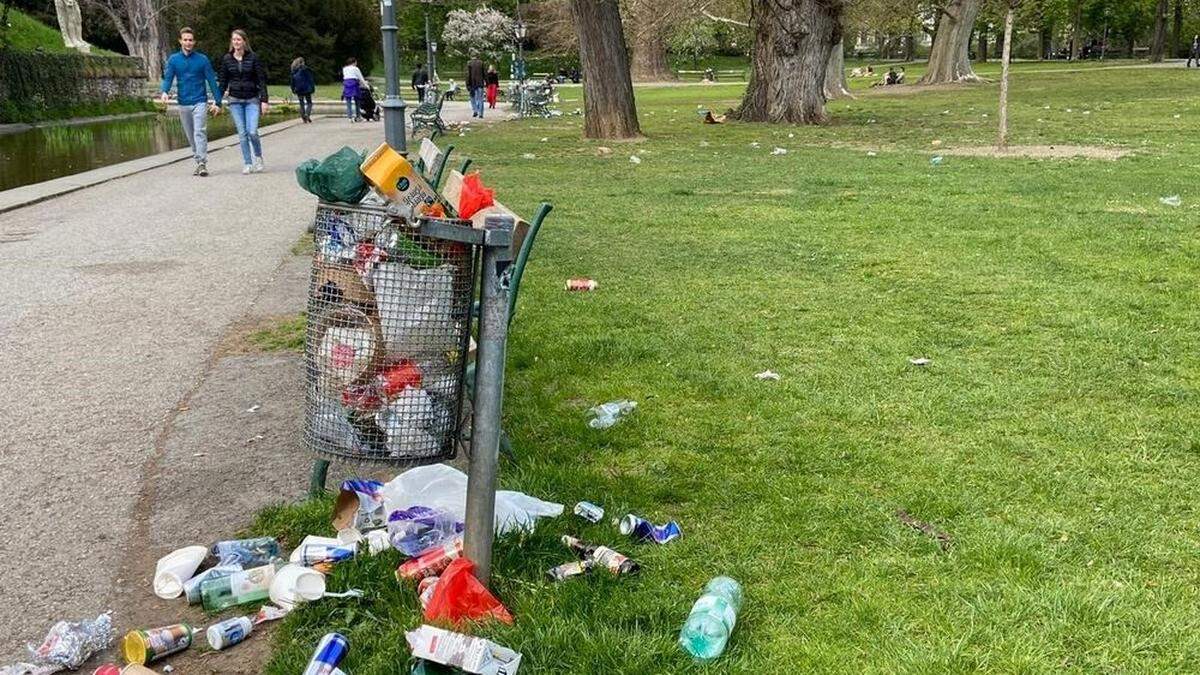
[301,633,349,675]
[573,501,604,523]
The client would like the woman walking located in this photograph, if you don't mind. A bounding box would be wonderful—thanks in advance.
[485,64,499,109]
[342,57,369,122]
[290,56,316,123]
[217,29,269,174]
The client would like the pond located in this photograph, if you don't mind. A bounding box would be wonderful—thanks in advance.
[0,112,289,192]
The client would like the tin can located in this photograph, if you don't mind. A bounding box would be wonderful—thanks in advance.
[120,624,194,665]
[619,514,682,544]
[297,544,357,566]
[206,616,253,650]
[565,278,598,291]
[417,576,439,609]
[302,632,349,675]
[547,559,594,581]
[396,538,464,581]
[573,501,604,523]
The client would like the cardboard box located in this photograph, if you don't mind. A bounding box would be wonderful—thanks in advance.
[361,142,447,213]
[406,625,521,675]
[440,170,531,257]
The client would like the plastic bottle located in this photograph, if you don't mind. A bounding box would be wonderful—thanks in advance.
[678,576,743,662]
[200,562,281,612]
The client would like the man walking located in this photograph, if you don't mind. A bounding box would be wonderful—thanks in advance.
[466,54,485,118]
[411,63,430,102]
[1189,35,1200,68]
[160,27,221,176]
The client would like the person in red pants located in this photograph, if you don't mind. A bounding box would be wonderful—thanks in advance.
[485,65,500,109]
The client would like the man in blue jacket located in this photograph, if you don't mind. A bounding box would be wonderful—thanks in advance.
[160,27,222,176]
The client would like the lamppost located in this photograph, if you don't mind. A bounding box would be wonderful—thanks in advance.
[379,0,407,153]
[424,3,434,93]
[514,17,527,116]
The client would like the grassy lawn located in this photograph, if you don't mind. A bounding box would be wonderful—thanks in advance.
[2,8,119,54]
[252,64,1200,672]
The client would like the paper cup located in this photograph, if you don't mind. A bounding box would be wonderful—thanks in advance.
[270,563,327,609]
[121,666,158,675]
[153,545,207,599]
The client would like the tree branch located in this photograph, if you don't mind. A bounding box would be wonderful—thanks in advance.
[701,9,749,27]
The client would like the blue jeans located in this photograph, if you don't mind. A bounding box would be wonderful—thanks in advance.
[344,97,359,120]
[177,102,208,163]
[228,100,262,165]
[297,94,313,120]
[470,87,484,117]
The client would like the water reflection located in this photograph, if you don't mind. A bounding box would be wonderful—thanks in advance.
[0,112,286,191]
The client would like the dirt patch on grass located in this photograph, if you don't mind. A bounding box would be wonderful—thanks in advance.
[937,144,1130,160]
[218,313,305,355]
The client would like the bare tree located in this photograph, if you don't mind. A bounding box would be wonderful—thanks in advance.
[629,0,677,81]
[1149,0,1168,62]
[997,0,1019,148]
[734,0,844,124]
[919,0,983,84]
[86,0,171,80]
[571,0,641,139]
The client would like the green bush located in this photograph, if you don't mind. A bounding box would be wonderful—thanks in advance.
[0,51,150,123]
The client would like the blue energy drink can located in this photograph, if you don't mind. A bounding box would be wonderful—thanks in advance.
[302,633,348,675]
[620,514,682,544]
[297,544,356,566]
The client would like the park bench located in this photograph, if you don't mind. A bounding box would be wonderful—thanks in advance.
[415,137,456,190]
[524,85,555,118]
[675,68,747,81]
[410,91,448,139]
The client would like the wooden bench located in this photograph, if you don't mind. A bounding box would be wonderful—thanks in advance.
[676,68,747,81]
[410,91,447,139]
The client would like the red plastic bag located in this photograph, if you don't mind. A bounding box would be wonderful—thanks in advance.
[423,557,513,625]
[458,172,495,220]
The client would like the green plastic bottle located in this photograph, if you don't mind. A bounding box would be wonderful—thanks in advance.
[200,562,281,612]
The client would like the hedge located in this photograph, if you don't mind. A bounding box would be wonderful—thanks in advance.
[0,51,152,123]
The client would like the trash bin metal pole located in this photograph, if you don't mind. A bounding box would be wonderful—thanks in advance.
[379,0,407,154]
[464,216,514,586]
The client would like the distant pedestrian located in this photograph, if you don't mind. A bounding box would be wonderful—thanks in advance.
[466,54,485,118]
[159,27,221,177]
[485,64,499,109]
[217,29,269,175]
[1189,35,1200,68]
[290,57,316,123]
[342,57,369,121]
[411,63,430,102]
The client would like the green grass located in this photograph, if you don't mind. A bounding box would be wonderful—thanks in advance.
[253,63,1200,672]
[248,313,307,352]
[1,7,118,54]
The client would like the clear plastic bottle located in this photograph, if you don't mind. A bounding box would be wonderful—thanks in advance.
[678,576,742,662]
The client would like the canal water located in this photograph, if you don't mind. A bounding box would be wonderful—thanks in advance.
[0,112,287,191]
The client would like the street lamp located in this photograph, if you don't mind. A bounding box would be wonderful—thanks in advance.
[514,18,527,116]
[379,0,407,153]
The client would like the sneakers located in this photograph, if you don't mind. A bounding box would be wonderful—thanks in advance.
[242,165,252,175]
[197,162,208,177]
[252,157,264,173]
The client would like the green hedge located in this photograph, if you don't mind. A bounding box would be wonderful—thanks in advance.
[0,51,151,123]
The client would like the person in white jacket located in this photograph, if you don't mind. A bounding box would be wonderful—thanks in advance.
[341,57,370,121]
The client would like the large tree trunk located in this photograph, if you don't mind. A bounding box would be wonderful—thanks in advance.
[1149,0,1168,62]
[978,25,988,62]
[1070,0,1082,60]
[91,0,164,80]
[734,0,843,124]
[1172,0,1183,57]
[824,38,850,99]
[570,0,641,139]
[629,1,675,82]
[919,0,982,84]
[997,4,1015,148]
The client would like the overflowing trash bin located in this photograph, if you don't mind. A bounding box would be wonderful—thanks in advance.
[304,202,479,465]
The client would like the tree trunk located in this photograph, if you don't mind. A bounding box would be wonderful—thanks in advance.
[1150,0,1168,62]
[997,4,1015,148]
[570,0,641,139]
[919,0,982,84]
[734,0,843,124]
[629,1,675,82]
[978,25,988,62]
[824,38,850,98]
[1172,0,1183,57]
[1070,0,1082,60]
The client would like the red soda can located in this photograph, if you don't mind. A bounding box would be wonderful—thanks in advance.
[396,538,463,581]
[565,278,598,291]
[92,666,121,675]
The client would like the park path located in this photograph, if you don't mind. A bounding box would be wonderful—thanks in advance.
[0,101,487,664]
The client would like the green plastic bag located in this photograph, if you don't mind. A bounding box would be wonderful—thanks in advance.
[295,146,369,203]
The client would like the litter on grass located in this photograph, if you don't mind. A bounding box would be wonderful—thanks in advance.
[1160,195,1182,207]
[588,399,637,429]
[909,357,931,366]
[896,509,952,550]
[629,155,642,164]
[754,370,781,381]
[770,147,788,155]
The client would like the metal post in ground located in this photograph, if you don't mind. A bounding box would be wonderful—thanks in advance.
[379,0,407,153]
[463,215,514,585]
[425,9,435,88]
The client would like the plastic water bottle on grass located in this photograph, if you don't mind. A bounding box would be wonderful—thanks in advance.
[679,576,742,661]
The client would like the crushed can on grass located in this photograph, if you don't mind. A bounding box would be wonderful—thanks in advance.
[120,624,194,665]
[302,633,349,675]
[206,616,253,650]
[397,538,464,581]
[619,514,682,544]
[565,278,598,291]
[573,501,604,523]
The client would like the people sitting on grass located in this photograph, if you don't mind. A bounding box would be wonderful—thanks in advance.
[850,65,875,78]
[871,67,906,88]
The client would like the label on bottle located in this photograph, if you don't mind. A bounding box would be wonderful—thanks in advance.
[690,595,737,632]
[592,546,628,574]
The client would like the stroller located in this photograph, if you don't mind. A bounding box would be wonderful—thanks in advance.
[356,85,380,122]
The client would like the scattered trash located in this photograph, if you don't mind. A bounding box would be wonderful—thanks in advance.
[245,404,260,413]
[406,625,522,675]
[120,624,193,665]
[679,576,742,662]
[595,146,612,156]
[205,616,252,651]
[92,665,121,675]
[1174,114,1182,119]
[547,559,594,581]
[1082,110,1091,115]
[770,147,787,155]
[153,545,207,599]
[588,399,637,429]
[1160,195,1182,207]
[563,535,640,575]
[749,142,760,148]
[619,514,682,544]
[699,140,709,147]
[908,357,931,366]
[162,666,175,674]
[387,505,463,556]
[565,278,598,291]
[183,564,242,604]
[423,557,513,625]
[303,633,349,675]
[574,501,604,523]
[334,479,387,530]
[787,133,795,138]
[252,604,290,626]
[701,111,726,124]
[930,156,944,166]
[520,153,536,159]
[754,370,781,381]
[895,509,952,550]
[981,113,988,118]
[1,613,115,675]
[212,536,280,567]
[380,464,563,535]
[930,139,942,146]
[866,151,877,157]
[540,137,548,142]
[201,562,280,611]
[398,538,465,581]
[867,118,876,124]
[941,110,950,115]
[629,155,642,165]
[1066,108,1073,112]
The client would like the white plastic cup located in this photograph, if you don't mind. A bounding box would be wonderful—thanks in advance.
[269,563,327,609]
[206,616,253,650]
[153,545,208,599]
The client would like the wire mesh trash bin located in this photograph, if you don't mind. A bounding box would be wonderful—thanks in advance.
[305,202,480,466]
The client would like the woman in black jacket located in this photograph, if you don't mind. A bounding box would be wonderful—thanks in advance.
[217,29,269,174]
